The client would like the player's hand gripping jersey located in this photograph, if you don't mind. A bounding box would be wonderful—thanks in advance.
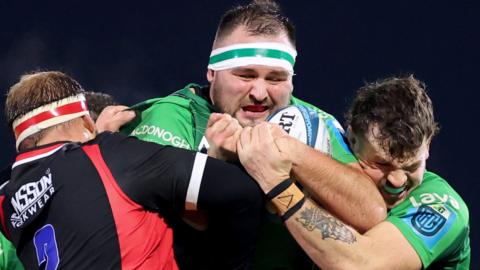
[121,83,358,270]
[0,132,264,270]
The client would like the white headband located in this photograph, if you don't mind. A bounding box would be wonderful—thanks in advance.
[207,42,297,74]
[12,94,89,150]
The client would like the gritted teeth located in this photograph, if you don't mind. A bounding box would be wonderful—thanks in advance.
[242,105,268,112]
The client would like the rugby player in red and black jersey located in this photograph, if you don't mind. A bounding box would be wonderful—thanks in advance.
[0,71,264,270]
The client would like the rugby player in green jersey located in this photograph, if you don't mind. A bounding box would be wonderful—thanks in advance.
[238,76,470,269]
[121,1,387,269]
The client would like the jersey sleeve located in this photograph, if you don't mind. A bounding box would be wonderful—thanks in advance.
[386,172,470,268]
[99,133,264,268]
[99,133,264,215]
[322,115,357,164]
[125,98,195,150]
[290,96,357,164]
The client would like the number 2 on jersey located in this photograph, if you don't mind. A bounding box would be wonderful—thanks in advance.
[34,224,60,270]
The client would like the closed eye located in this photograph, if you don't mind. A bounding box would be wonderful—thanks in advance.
[375,161,390,168]
[266,77,287,83]
[403,162,421,173]
[235,73,256,80]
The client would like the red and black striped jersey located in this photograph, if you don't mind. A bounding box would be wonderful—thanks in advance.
[0,132,263,269]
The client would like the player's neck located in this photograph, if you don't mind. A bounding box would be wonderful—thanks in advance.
[37,122,95,146]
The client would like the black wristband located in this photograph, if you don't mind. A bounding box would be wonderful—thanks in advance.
[266,179,293,199]
[266,179,305,220]
[281,197,306,222]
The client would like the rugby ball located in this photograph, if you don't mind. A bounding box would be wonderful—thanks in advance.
[267,105,331,155]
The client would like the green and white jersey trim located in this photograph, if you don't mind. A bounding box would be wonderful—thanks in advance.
[208,42,297,74]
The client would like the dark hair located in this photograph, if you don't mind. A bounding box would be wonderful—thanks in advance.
[85,91,118,122]
[5,71,85,150]
[346,76,439,161]
[215,0,296,47]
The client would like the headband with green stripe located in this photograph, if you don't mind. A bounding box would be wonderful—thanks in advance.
[208,42,297,74]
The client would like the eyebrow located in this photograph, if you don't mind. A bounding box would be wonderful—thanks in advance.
[402,161,422,171]
[233,68,289,77]
[372,155,421,171]
[233,68,255,72]
[267,70,289,77]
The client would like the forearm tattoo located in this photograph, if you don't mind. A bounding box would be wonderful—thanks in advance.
[296,206,356,244]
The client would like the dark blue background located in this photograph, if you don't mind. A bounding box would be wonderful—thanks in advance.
[1,1,478,268]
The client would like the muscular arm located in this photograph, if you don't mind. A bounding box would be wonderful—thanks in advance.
[103,133,264,269]
[285,198,421,270]
[238,123,468,269]
[278,135,386,232]
[206,112,386,231]
[237,124,419,269]
[141,148,265,269]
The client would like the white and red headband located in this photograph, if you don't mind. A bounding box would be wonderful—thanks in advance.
[12,94,89,150]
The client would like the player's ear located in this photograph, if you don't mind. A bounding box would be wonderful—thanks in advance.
[207,69,215,83]
[82,115,96,136]
[425,138,431,160]
[345,126,356,147]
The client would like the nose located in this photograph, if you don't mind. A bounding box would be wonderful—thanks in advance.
[249,80,268,102]
[386,169,408,188]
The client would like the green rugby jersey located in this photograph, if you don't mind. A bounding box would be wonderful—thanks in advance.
[121,83,357,270]
[122,83,356,164]
[121,83,210,150]
[0,233,24,270]
[387,171,470,269]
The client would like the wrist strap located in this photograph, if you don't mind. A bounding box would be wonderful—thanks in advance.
[266,179,294,199]
[282,197,305,221]
[266,179,305,221]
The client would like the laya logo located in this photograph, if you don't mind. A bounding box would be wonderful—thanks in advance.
[10,169,55,228]
[411,204,449,236]
[409,192,460,210]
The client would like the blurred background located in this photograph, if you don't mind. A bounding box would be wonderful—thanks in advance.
[1,0,478,268]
